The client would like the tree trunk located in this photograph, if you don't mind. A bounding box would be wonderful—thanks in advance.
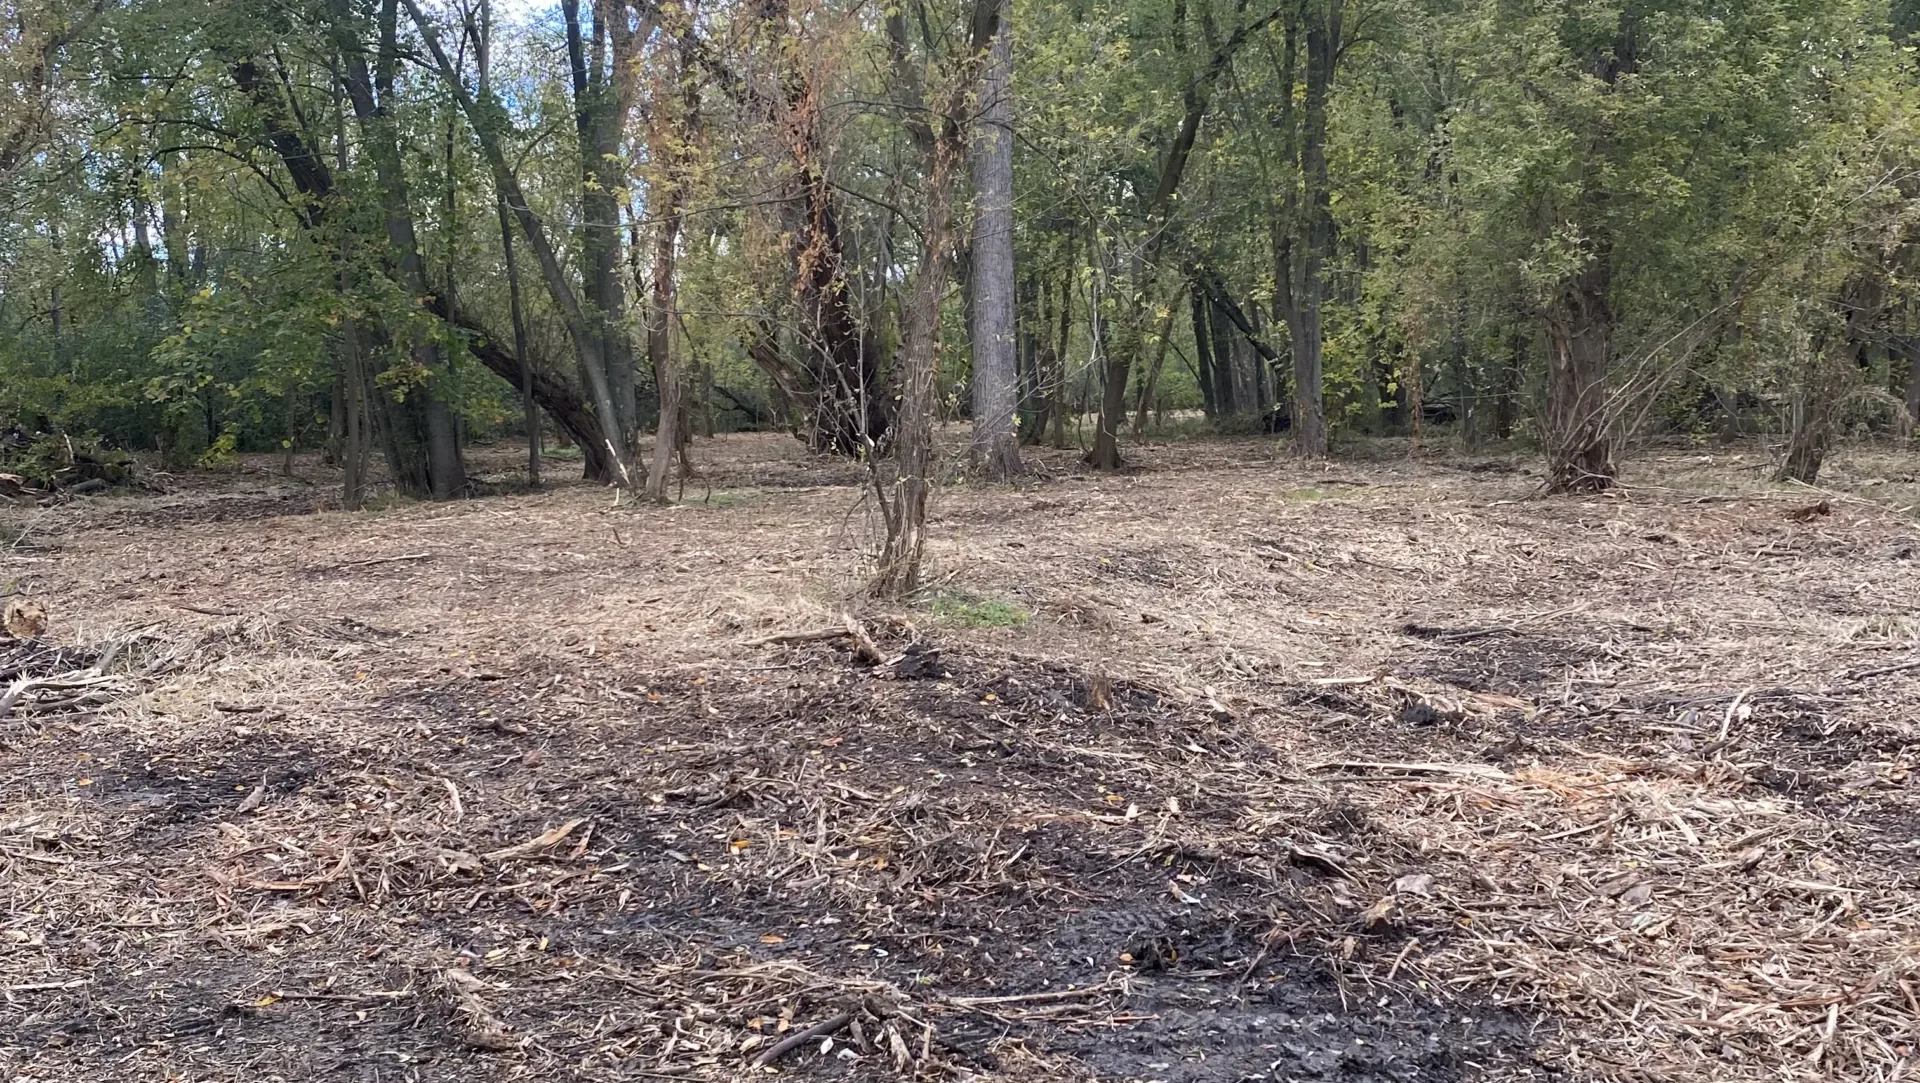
[340,314,367,508]
[1209,296,1238,416]
[404,0,638,491]
[478,0,540,488]
[876,138,961,596]
[498,200,540,487]
[329,0,465,499]
[1134,293,1178,433]
[563,0,644,454]
[1050,251,1073,447]
[1086,332,1132,469]
[1288,3,1337,458]
[1190,285,1217,418]
[1543,262,1616,492]
[643,173,685,504]
[967,0,1021,479]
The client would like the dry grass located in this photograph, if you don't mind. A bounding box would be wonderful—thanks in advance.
[2,431,1918,1082]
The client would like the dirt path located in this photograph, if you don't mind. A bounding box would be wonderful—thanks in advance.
[4,435,1917,1082]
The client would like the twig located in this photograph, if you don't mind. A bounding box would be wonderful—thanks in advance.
[743,627,851,647]
[331,552,434,569]
[1304,761,1511,780]
[751,1012,853,1067]
[947,985,1111,1008]
[1848,658,1920,681]
[1716,688,1752,743]
[1385,938,1420,982]
[485,818,587,862]
[2,978,89,992]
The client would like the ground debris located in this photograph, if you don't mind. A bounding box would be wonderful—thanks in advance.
[9,434,1920,1082]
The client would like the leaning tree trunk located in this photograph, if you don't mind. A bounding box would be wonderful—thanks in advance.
[967,0,1021,479]
[563,0,644,455]
[405,0,639,491]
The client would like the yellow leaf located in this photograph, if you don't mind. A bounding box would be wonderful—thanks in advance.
[760,934,785,944]
[253,994,280,1007]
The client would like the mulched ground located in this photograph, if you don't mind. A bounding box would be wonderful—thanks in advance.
[3,432,1918,1082]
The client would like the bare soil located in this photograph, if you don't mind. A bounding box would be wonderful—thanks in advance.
[4,432,1918,1083]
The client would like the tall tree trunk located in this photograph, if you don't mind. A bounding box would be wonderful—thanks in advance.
[498,204,540,486]
[645,26,702,503]
[563,0,643,454]
[1086,326,1132,467]
[327,0,465,498]
[875,5,986,594]
[1287,2,1337,458]
[1209,295,1238,416]
[1134,291,1178,432]
[1050,246,1073,447]
[968,0,1021,479]
[643,161,686,504]
[1190,284,1217,418]
[876,136,962,596]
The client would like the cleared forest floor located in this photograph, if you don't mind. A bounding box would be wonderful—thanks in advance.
[4,431,1919,1083]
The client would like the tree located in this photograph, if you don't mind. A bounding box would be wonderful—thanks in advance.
[967,0,1021,478]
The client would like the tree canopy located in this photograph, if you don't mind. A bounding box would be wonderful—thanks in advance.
[6,0,1920,532]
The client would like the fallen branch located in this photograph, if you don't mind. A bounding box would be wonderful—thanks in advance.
[743,627,852,647]
[176,603,242,617]
[0,675,117,721]
[328,552,435,570]
[842,612,883,666]
[1848,658,1920,681]
[742,615,884,666]
[947,984,1112,1008]
[751,1011,853,1067]
[1304,761,1511,780]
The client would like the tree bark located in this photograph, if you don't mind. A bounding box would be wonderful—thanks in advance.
[642,77,691,504]
[1209,295,1238,416]
[1286,1,1337,458]
[967,0,1021,479]
[563,0,644,453]
[327,0,466,498]
[1190,284,1216,418]
[1050,244,1073,447]
[1543,261,1616,492]
[1134,291,1178,432]
[875,130,964,596]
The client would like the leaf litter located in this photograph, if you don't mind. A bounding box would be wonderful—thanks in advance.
[2,434,1919,1082]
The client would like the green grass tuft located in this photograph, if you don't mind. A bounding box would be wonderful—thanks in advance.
[928,592,1029,628]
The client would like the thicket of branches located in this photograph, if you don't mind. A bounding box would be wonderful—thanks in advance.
[8,0,1920,583]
